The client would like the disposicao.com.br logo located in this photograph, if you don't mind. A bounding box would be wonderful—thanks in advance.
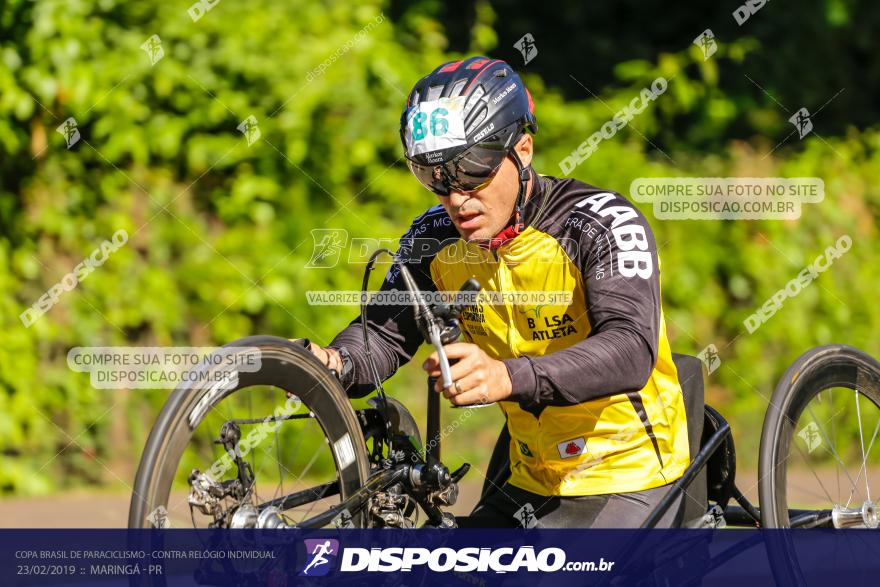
[299,539,340,576]
[299,540,614,575]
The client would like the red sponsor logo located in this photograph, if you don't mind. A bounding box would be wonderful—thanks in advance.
[557,436,586,458]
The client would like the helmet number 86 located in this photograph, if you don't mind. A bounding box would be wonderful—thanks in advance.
[412,108,449,141]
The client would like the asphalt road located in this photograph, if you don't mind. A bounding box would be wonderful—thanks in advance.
[0,480,486,528]
[2,468,872,528]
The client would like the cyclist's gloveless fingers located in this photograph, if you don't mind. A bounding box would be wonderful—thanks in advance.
[439,370,485,398]
[440,343,480,359]
[428,356,479,386]
[423,343,480,368]
[447,385,492,406]
[432,357,486,393]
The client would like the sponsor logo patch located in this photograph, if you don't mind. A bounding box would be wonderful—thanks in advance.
[557,437,586,459]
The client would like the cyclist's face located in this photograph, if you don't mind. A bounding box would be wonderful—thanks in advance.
[440,134,533,242]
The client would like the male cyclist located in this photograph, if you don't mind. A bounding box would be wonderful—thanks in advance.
[305,56,690,528]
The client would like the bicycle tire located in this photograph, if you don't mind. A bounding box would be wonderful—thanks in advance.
[759,344,880,527]
[128,335,372,529]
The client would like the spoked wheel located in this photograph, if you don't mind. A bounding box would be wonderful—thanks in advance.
[759,344,880,529]
[128,336,372,529]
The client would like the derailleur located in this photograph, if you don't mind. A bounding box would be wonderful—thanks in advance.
[186,420,255,526]
[369,483,417,528]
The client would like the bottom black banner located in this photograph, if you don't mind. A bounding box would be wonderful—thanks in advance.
[3,529,879,586]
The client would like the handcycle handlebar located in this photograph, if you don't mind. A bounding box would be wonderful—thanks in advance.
[389,256,481,391]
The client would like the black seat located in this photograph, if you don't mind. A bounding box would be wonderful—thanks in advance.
[672,353,708,526]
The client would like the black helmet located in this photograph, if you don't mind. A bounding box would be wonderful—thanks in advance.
[400,56,537,169]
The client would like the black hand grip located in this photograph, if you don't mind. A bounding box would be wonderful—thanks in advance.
[450,278,481,317]
[439,324,461,345]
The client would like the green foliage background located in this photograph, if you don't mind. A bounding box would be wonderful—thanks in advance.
[1,0,877,495]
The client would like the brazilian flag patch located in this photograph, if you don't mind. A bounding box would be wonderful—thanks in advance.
[517,440,533,457]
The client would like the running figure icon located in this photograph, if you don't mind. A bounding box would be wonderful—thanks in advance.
[301,540,337,576]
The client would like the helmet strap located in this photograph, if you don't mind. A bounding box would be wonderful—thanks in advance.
[509,148,530,235]
[483,149,531,250]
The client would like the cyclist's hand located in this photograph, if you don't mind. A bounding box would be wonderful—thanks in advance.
[290,339,343,374]
[422,342,512,406]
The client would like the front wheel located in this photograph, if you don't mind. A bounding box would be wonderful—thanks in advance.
[759,344,880,528]
[128,336,372,529]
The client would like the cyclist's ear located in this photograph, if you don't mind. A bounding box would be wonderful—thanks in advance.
[513,133,533,167]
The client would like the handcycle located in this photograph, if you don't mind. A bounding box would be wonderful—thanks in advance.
[128,250,880,535]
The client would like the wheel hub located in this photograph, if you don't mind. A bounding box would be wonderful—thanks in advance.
[832,500,879,528]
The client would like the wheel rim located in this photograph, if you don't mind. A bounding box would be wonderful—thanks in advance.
[779,384,880,528]
[129,337,370,529]
[762,345,880,528]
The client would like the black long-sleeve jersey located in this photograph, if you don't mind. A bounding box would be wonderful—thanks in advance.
[329,172,689,496]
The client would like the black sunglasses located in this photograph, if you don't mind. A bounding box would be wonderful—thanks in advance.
[407,144,512,196]
[406,127,525,196]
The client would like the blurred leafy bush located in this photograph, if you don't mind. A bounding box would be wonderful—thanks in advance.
[0,0,877,494]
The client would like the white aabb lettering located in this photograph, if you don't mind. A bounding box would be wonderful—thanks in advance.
[575,192,653,278]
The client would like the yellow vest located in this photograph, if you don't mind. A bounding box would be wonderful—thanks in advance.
[429,225,689,496]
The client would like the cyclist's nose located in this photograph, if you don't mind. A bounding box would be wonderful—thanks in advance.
[448,190,472,207]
